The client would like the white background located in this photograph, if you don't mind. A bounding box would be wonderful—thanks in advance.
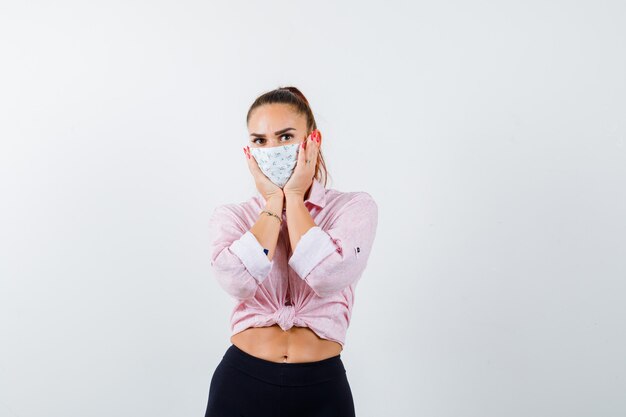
[1,1,625,416]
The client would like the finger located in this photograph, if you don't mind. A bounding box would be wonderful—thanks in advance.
[244,146,264,175]
[243,146,253,167]
[306,133,319,162]
[301,132,311,150]
[296,137,308,166]
[243,146,252,168]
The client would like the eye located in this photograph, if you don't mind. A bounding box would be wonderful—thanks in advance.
[251,134,292,145]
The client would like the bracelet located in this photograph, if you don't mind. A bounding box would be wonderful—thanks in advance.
[260,209,282,223]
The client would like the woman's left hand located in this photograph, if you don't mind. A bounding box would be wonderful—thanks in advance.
[283,129,321,198]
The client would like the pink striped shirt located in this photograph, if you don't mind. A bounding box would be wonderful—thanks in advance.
[208,178,378,348]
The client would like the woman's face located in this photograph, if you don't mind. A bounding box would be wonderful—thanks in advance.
[248,103,309,149]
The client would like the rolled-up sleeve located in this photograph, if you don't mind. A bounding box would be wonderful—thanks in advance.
[209,204,273,300]
[288,193,378,297]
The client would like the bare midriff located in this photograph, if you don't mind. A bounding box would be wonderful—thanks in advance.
[230,324,343,363]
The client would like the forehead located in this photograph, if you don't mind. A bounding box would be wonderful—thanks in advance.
[248,103,307,133]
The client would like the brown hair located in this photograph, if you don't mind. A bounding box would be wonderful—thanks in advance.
[246,86,330,188]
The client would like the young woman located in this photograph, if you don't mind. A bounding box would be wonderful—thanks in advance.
[204,86,378,417]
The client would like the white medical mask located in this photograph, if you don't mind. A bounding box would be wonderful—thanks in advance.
[248,142,301,188]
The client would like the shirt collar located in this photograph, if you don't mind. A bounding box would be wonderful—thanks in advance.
[256,177,327,209]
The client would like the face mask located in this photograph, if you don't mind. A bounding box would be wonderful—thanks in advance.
[248,142,301,188]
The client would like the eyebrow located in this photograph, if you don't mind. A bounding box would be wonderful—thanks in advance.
[250,127,296,138]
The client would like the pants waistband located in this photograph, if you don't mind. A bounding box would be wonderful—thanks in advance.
[221,344,346,387]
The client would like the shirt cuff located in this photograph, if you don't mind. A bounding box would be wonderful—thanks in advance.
[288,226,337,279]
[230,231,273,283]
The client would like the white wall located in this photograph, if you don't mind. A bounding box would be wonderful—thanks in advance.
[1,1,624,416]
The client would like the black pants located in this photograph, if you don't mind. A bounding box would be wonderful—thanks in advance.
[204,344,356,417]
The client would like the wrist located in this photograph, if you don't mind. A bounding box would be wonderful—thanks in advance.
[264,188,284,199]
[284,193,305,208]
[284,192,304,202]
[265,193,284,210]
[266,192,284,201]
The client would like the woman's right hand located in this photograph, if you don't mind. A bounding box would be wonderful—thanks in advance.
[243,145,284,202]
